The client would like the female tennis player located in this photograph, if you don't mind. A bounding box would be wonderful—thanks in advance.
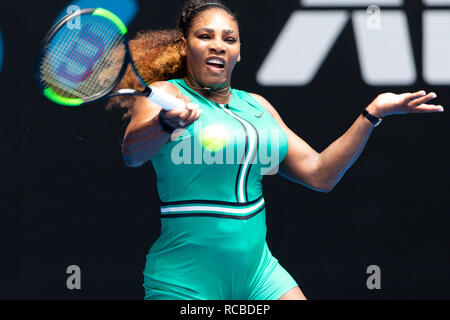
[116,0,444,300]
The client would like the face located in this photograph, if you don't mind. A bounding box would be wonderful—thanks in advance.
[181,9,241,89]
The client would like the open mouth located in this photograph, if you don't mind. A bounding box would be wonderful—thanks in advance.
[205,57,226,69]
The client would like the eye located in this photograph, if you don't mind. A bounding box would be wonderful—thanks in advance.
[199,34,211,40]
[225,37,237,43]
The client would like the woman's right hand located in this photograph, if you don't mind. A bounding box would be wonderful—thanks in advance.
[122,82,202,166]
[159,94,203,130]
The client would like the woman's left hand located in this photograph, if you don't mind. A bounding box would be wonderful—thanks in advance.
[366,90,444,118]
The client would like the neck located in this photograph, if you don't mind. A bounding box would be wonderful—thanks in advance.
[184,75,231,104]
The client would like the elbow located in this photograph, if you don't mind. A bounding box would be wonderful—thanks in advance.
[321,185,334,193]
[308,160,334,193]
[123,159,143,168]
[122,155,142,168]
[312,165,336,193]
[315,178,337,193]
[321,177,339,193]
[121,147,144,168]
[312,183,334,193]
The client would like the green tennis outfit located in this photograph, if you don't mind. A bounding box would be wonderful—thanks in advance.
[143,78,298,300]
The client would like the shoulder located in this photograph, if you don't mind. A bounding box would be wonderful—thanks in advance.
[150,80,183,96]
[248,92,281,120]
[131,80,184,109]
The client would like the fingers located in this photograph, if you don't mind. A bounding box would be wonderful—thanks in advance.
[404,91,445,113]
[411,103,444,113]
[184,104,203,124]
[400,90,444,113]
[175,94,191,106]
[403,90,426,102]
[160,102,203,129]
[178,103,202,127]
[406,91,436,107]
[400,91,426,106]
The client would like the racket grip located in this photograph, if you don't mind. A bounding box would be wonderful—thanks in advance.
[147,87,185,110]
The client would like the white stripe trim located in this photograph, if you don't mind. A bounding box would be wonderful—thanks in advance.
[218,104,257,203]
[161,198,265,215]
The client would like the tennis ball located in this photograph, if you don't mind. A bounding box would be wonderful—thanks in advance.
[200,124,229,152]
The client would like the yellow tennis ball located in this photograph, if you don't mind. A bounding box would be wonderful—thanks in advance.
[200,124,229,152]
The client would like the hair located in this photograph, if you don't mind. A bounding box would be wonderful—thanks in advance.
[106,0,238,119]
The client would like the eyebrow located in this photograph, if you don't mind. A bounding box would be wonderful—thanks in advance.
[195,28,237,35]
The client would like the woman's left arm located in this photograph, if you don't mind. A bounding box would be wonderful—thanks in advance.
[251,91,444,192]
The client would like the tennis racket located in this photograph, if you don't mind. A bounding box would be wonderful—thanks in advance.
[35,7,185,110]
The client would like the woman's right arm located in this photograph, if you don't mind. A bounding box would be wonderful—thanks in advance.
[121,81,201,167]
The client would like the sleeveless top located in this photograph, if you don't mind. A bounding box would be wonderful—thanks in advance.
[150,78,289,213]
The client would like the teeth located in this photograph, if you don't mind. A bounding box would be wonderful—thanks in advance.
[206,58,224,66]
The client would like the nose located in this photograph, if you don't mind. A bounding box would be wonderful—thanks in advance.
[209,37,225,54]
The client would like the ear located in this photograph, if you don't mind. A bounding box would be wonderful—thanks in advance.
[237,53,241,63]
[180,37,187,57]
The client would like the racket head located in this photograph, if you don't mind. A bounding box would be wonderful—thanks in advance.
[36,8,132,106]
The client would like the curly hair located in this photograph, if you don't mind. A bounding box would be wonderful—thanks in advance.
[106,0,237,118]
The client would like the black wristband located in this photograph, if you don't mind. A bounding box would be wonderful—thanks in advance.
[362,109,382,127]
[158,111,175,134]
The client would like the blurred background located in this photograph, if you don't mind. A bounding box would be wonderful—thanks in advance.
[0,0,448,299]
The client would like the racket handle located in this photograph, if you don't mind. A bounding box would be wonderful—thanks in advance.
[147,87,185,110]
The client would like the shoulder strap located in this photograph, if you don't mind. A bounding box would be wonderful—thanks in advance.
[233,89,265,111]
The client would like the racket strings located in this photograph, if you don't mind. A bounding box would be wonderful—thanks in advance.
[43,14,119,82]
[39,14,126,100]
[40,39,124,98]
[42,18,123,96]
